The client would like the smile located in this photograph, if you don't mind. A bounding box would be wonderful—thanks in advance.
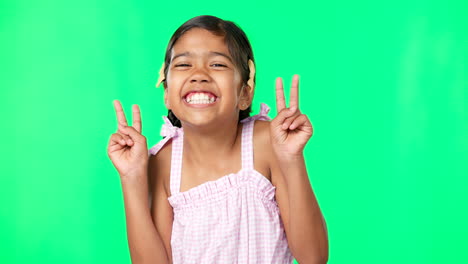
[183,91,218,105]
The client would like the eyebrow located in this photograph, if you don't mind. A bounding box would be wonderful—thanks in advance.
[172,51,233,63]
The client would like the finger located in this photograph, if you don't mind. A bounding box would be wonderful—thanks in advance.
[110,133,123,145]
[119,125,144,143]
[289,74,299,111]
[282,113,298,130]
[122,135,134,146]
[111,133,133,146]
[132,104,142,133]
[108,143,125,153]
[288,114,308,130]
[275,77,286,112]
[117,124,133,145]
[108,134,127,151]
[113,100,128,128]
[120,133,134,146]
[272,107,298,128]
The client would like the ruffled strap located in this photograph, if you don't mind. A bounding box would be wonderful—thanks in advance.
[240,103,271,123]
[148,116,184,156]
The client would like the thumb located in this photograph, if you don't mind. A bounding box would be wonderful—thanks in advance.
[272,108,296,127]
[119,125,145,143]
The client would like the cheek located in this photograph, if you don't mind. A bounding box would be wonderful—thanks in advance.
[167,89,180,103]
[165,74,183,97]
[216,72,242,90]
[166,70,180,87]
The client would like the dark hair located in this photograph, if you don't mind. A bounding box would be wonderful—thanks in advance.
[162,15,255,128]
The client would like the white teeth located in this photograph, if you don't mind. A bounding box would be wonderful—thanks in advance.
[187,99,213,104]
[186,92,216,105]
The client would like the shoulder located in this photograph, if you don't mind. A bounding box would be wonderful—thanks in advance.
[149,140,172,166]
[252,120,277,178]
[148,140,172,197]
[252,119,277,157]
[252,120,276,157]
[253,120,292,245]
[252,120,284,187]
[252,120,272,147]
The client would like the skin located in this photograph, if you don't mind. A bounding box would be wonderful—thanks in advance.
[162,28,254,187]
[107,28,328,263]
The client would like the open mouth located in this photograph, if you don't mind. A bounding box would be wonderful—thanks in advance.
[183,91,218,105]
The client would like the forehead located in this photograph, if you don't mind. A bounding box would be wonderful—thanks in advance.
[172,28,230,58]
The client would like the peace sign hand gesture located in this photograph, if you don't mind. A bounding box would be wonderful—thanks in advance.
[107,100,149,180]
[270,75,314,159]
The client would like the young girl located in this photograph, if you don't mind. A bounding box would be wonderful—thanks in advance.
[108,15,328,264]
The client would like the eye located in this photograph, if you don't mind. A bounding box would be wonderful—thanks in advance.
[211,63,227,68]
[175,63,191,67]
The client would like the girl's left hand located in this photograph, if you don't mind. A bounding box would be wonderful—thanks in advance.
[270,74,314,159]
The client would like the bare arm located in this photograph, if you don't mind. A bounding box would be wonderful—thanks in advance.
[269,75,329,263]
[148,147,174,264]
[271,154,328,264]
[107,100,170,263]
[121,170,170,264]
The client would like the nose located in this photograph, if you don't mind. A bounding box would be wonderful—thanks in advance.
[190,66,211,84]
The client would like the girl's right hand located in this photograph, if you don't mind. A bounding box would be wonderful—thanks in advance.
[107,100,149,180]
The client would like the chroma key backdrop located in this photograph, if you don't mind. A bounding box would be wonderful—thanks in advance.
[1,0,467,263]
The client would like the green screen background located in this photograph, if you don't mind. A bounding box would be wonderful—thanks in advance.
[1,0,467,263]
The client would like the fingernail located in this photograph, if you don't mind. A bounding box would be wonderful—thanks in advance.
[282,124,288,130]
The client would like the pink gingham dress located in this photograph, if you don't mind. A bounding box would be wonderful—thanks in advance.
[149,103,294,264]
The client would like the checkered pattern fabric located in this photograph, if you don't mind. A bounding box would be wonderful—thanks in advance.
[149,103,294,263]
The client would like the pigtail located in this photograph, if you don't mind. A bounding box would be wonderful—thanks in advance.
[167,109,182,128]
[239,107,251,121]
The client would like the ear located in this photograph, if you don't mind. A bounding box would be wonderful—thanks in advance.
[239,84,254,110]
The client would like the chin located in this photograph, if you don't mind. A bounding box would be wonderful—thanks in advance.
[180,114,219,128]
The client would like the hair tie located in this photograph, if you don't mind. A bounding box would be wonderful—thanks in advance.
[156,62,165,87]
[247,59,255,89]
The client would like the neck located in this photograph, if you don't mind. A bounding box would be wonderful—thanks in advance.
[181,119,243,164]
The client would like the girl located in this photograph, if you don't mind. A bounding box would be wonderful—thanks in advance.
[108,15,328,264]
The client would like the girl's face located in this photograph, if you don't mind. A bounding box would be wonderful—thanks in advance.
[164,28,250,127]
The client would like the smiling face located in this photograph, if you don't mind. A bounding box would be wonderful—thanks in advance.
[164,28,251,127]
